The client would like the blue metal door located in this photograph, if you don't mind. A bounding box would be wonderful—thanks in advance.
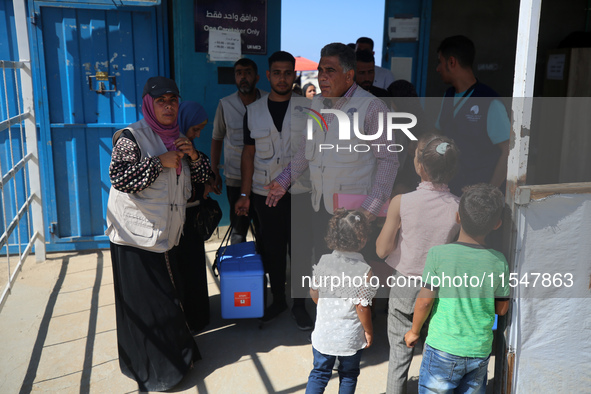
[31,1,168,251]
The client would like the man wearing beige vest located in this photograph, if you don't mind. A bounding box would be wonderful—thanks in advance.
[211,58,265,244]
[236,51,313,330]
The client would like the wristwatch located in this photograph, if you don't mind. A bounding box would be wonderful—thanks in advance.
[240,193,248,198]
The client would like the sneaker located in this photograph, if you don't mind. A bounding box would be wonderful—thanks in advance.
[291,305,314,331]
[260,301,288,322]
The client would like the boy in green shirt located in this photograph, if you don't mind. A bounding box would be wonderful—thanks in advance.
[404,184,510,393]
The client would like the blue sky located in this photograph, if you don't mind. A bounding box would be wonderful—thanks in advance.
[281,0,385,65]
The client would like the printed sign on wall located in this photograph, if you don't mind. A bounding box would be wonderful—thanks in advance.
[208,30,241,61]
[195,0,267,55]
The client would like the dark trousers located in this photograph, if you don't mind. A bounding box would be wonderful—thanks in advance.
[226,185,258,244]
[312,205,333,258]
[252,193,291,304]
[291,192,315,302]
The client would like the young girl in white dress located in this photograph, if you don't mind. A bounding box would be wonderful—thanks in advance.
[306,209,378,394]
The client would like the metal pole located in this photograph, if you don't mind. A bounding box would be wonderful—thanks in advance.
[13,0,45,262]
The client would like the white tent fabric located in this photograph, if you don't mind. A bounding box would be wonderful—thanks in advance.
[511,193,591,392]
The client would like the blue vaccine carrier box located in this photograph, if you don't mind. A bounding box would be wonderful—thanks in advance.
[215,241,264,319]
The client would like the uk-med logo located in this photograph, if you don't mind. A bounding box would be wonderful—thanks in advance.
[467,105,482,122]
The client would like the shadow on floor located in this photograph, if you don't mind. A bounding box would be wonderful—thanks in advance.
[19,251,105,394]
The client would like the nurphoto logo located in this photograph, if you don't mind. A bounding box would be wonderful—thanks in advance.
[304,107,418,153]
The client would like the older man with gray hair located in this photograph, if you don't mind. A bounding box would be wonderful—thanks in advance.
[268,42,400,261]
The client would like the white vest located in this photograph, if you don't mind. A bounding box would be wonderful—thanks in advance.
[246,93,310,196]
[106,118,192,252]
[305,88,376,214]
[220,89,266,181]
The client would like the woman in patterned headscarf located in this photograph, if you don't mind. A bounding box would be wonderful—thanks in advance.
[106,77,210,391]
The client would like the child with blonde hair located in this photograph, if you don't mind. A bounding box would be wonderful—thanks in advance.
[376,134,461,394]
[306,209,378,394]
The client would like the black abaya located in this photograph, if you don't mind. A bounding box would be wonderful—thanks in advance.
[110,242,200,392]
